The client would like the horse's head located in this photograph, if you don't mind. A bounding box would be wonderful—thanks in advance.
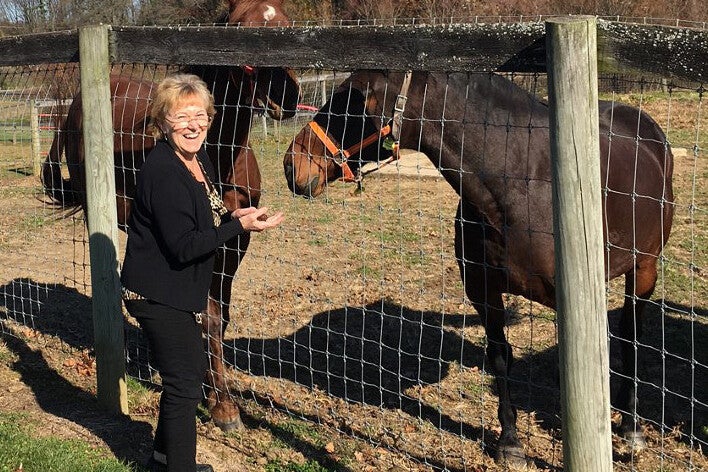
[283,71,401,198]
[249,66,300,120]
[227,0,289,26]
[227,0,300,119]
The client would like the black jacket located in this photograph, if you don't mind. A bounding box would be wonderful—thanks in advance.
[120,140,244,312]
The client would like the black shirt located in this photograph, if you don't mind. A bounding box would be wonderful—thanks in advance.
[120,140,244,312]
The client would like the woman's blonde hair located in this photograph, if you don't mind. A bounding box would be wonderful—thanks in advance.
[151,73,216,139]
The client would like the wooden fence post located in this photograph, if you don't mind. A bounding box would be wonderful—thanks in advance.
[79,24,128,415]
[30,99,41,176]
[546,17,612,471]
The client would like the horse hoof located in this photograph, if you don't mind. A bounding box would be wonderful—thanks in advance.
[209,397,246,433]
[214,415,245,433]
[496,445,527,468]
[623,430,647,451]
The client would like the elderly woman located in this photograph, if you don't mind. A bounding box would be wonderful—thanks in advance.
[121,73,283,472]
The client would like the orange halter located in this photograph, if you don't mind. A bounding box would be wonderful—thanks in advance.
[305,71,412,183]
[307,121,393,182]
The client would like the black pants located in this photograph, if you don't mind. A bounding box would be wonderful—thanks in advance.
[125,299,207,472]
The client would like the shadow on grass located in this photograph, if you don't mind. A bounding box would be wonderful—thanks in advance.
[0,277,368,471]
[221,298,707,469]
[1,276,705,470]
[224,299,561,470]
[0,332,153,469]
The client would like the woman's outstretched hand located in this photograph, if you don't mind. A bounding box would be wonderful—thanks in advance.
[231,206,284,232]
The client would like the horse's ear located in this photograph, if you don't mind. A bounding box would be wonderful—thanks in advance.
[361,85,381,116]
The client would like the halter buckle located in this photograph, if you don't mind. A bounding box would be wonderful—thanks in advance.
[332,149,349,165]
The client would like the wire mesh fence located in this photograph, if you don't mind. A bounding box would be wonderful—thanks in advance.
[0,22,706,472]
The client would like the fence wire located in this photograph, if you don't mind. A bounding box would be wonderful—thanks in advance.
[0,57,706,472]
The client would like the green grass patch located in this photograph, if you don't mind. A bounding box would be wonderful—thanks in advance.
[265,459,331,472]
[0,412,137,472]
[265,418,348,472]
[126,377,158,415]
[354,264,381,280]
[20,214,46,230]
[274,418,324,448]
[307,236,328,247]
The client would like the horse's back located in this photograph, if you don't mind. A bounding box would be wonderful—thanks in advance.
[110,75,156,154]
[598,100,674,206]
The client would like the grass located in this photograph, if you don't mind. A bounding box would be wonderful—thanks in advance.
[265,460,331,472]
[273,418,324,448]
[262,417,355,472]
[20,214,45,230]
[0,413,138,472]
[126,377,158,415]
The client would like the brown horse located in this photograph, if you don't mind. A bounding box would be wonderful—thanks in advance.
[41,0,300,432]
[283,70,674,464]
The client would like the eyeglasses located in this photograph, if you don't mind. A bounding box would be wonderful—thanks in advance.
[164,112,212,130]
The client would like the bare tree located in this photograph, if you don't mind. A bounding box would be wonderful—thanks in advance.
[0,0,226,30]
[344,0,411,22]
[6,0,47,31]
[416,0,472,22]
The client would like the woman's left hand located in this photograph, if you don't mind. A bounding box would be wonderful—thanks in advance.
[232,207,284,232]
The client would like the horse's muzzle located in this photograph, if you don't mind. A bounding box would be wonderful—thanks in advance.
[284,162,319,198]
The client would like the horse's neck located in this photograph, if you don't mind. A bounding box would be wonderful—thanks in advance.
[403,72,537,230]
[409,72,545,177]
[198,66,254,145]
[402,73,483,185]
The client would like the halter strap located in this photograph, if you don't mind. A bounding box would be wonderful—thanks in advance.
[308,121,393,182]
[357,70,412,179]
[305,70,413,184]
[392,70,412,142]
[229,66,257,108]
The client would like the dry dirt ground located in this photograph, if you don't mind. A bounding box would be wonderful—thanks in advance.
[0,126,706,472]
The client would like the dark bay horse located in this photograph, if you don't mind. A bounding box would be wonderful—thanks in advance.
[283,70,674,464]
[41,0,300,432]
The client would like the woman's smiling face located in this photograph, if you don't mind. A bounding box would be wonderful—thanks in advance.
[162,94,211,160]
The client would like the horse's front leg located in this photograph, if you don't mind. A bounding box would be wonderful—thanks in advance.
[202,236,250,432]
[202,144,260,432]
[463,270,524,465]
[474,296,525,466]
[455,202,525,466]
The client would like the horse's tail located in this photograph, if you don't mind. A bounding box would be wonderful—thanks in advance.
[41,120,79,207]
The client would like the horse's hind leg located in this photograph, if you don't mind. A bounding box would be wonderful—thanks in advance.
[616,257,657,450]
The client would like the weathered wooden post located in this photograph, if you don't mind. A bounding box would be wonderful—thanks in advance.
[320,77,327,107]
[30,99,41,175]
[546,16,612,471]
[79,24,128,415]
